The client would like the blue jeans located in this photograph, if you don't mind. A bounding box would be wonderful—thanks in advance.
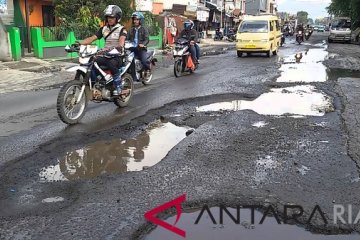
[189,44,200,62]
[195,44,200,60]
[133,48,150,70]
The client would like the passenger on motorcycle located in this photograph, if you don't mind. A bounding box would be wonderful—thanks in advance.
[75,5,127,96]
[296,24,305,33]
[127,12,151,80]
[178,20,200,64]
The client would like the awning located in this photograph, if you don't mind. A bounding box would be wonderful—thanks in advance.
[197,5,210,12]
[184,11,197,20]
[205,1,220,11]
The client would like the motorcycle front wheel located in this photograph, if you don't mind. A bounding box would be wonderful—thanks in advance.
[114,73,134,108]
[57,80,87,125]
[174,59,183,78]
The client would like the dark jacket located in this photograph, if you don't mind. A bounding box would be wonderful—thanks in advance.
[178,29,198,42]
[127,26,149,46]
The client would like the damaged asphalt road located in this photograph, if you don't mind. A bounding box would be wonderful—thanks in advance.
[1,33,360,239]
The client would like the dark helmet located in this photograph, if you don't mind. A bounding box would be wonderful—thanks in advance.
[104,5,122,22]
[184,20,194,30]
[131,11,145,25]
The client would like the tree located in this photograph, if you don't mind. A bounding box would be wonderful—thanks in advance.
[297,11,309,25]
[315,18,327,25]
[54,0,134,39]
[327,0,351,17]
[308,18,314,25]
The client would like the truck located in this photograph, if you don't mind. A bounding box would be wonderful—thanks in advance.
[328,17,352,43]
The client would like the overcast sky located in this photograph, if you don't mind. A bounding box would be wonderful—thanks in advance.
[277,0,332,20]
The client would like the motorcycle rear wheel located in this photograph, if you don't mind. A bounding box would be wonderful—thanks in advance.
[114,73,134,108]
[57,80,87,125]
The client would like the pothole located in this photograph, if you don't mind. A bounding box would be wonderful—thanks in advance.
[39,120,191,181]
[327,68,360,81]
[143,207,359,240]
[196,85,333,116]
[277,48,328,83]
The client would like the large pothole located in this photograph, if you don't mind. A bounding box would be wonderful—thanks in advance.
[196,85,334,117]
[143,207,359,240]
[277,48,329,83]
[39,120,191,181]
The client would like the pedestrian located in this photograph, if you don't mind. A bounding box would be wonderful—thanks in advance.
[74,5,127,96]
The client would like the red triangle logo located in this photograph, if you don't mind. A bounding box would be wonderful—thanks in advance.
[144,194,186,238]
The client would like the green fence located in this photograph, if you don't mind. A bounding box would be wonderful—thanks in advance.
[8,27,21,61]
[30,27,163,59]
[31,27,105,59]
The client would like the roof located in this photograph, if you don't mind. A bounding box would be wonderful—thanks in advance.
[242,15,279,21]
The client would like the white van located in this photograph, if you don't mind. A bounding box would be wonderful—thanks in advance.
[328,17,352,43]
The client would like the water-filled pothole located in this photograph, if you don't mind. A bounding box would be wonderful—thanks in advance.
[144,207,359,240]
[39,121,190,181]
[277,48,328,83]
[196,85,333,116]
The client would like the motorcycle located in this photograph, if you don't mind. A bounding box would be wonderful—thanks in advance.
[57,44,135,125]
[309,28,313,36]
[296,31,304,44]
[173,38,198,77]
[214,28,224,41]
[281,33,285,46]
[305,30,310,40]
[127,43,157,85]
[225,28,236,42]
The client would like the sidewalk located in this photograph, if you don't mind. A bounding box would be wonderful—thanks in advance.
[0,40,235,94]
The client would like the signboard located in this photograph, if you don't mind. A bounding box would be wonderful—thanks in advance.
[0,0,7,14]
[197,10,209,22]
[135,0,153,12]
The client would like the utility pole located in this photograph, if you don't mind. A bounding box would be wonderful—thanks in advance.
[24,0,31,53]
[220,0,226,29]
[220,0,223,29]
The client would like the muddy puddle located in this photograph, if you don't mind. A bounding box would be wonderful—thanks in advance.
[327,68,360,81]
[277,48,328,83]
[144,207,359,240]
[196,85,333,116]
[39,121,190,181]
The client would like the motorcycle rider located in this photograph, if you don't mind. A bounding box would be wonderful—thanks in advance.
[74,5,127,96]
[178,20,200,64]
[296,23,305,41]
[127,11,151,80]
[296,24,305,33]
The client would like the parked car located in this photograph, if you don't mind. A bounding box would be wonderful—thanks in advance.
[317,26,325,32]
